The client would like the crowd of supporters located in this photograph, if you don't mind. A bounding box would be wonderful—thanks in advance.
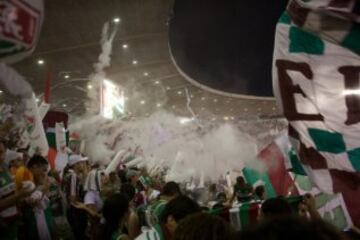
[0,138,359,240]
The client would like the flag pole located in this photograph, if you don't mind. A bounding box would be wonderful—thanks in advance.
[44,68,52,103]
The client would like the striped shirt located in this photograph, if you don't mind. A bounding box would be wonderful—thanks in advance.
[63,171,85,202]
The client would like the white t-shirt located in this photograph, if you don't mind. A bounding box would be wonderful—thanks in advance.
[84,190,103,212]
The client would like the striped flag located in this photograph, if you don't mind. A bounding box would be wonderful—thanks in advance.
[244,134,299,197]
[273,0,360,226]
[23,96,49,157]
[229,197,303,231]
[42,111,69,171]
[242,168,277,198]
[229,202,260,231]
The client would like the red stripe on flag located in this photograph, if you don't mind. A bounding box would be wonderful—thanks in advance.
[44,69,52,103]
[42,110,69,129]
[248,203,260,225]
[329,0,353,8]
[48,148,57,170]
[258,142,299,196]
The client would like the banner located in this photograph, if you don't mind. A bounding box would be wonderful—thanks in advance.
[38,102,50,120]
[257,139,298,196]
[43,111,69,171]
[273,0,360,226]
[43,111,69,150]
[105,149,126,175]
[229,202,260,231]
[54,152,68,175]
[55,122,66,152]
[242,168,277,199]
[0,63,32,98]
[23,95,48,156]
[0,0,44,63]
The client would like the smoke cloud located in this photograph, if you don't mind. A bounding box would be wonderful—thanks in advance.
[87,22,118,114]
[70,111,267,182]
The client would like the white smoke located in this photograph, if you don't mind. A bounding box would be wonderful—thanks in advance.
[87,22,117,114]
[70,111,265,182]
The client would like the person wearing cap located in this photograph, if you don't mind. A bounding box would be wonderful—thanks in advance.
[4,150,34,191]
[126,169,140,187]
[63,154,88,240]
[5,150,24,175]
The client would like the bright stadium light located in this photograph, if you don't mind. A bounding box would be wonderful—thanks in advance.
[101,79,125,119]
[179,117,194,125]
[343,89,360,95]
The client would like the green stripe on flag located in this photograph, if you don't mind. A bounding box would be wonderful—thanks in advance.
[239,203,251,228]
[65,130,70,145]
[308,128,346,154]
[0,40,15,48]
[288,150,307,175]
[243,168,277,198]
[289,26,325,55]
[238,203,259,229]
[295,175,313,191]
[46,132,57,149]
[46,130,70,150]
[279,11,291,24]
[342,23,360,55]
[347,148,360,171]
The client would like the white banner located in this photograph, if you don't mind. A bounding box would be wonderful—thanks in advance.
[55,122,66,152]
[23,95,49,156]
[39,102,50,120]
[0,0,44,64]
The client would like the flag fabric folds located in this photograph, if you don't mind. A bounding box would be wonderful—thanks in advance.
[273,0,360,226]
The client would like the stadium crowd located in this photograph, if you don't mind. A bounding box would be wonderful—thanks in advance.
[0,138,359,240]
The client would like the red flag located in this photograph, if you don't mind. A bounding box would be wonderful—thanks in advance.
[258,142,299,196]
[44,69,52,103]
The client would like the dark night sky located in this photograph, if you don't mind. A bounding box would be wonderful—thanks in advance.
[169,0,288,97]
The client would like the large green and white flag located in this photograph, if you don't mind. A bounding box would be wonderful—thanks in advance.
[273,0,360,226]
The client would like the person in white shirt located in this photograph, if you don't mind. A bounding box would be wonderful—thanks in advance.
[72,169,107,240]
